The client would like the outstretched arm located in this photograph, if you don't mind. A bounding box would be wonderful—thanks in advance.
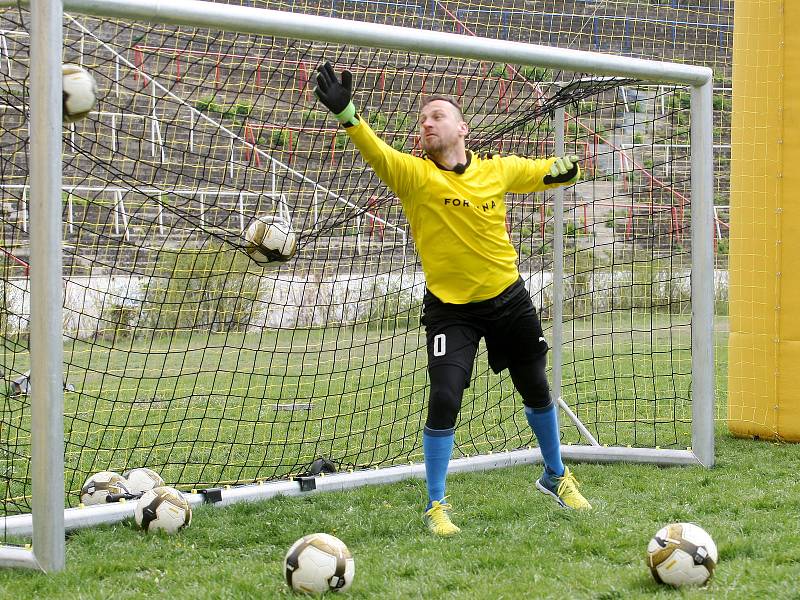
[502,154,582,193]
[314,62,422,198]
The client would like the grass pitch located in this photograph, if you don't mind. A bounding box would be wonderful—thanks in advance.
[2,321,799,598]
[0,427,798,598]
[2,312,695,509]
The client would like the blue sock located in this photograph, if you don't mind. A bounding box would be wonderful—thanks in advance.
[525,405,565,477]
[423,426,454,510]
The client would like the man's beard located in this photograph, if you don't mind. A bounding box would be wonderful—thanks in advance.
[421,133,457,156]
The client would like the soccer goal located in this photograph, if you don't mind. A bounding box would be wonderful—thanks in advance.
[0,0,714,571]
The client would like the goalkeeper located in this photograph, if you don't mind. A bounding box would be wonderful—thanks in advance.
[315,62,592,537]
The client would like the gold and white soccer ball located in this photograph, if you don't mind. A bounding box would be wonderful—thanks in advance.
[244,214,297,265]
[79,471,130,506]
[284,533,355,594]
[62,64,97,123]
[134,486,192,534]
[647,522,718,587]
[122,467,165,495]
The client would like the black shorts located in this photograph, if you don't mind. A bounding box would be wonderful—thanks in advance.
[421,277,549,383]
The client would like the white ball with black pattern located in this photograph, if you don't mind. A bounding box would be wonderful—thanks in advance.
[62,64,97,123]
[79,471,130,506]
[134,486,191,534]
[647,522,718,586]
[244,214,297,265]
[122,467,165,495]
[284,533,355,594]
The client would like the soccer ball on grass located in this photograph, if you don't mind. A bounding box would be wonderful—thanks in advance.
[284,533,355,594]
[647,522,718,586]
[79,471,130,506]
[62,64,97,123]
[122,467,165,495]
[244,214,296,265]
[134,486,192,534]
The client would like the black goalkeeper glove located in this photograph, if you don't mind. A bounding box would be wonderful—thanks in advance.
[543,154,581,185]
[314,61,359,127]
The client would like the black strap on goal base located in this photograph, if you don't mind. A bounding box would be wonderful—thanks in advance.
[105,491,142,502]
[293,457,337,492]
[295,477,316,492]
[198,488,223,504]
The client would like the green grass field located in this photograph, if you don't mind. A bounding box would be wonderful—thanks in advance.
[0,431,798,598]
[2,312,695,511]
[2,319,799,598]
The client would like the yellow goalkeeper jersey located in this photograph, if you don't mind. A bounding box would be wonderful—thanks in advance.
[346,119,568,304]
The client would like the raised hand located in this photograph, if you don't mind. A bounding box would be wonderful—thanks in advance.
[543,154,581,185]
[314,61,358,126]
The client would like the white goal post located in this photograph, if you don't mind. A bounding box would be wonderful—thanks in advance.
[0,0,714,572]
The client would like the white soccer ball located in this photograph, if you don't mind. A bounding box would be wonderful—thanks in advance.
[62,64,97,123]
[244,214,297,265]
[122,467,165,495]
[80,471,130,506]
[647,522,718,587]
[134,486,192,534]
[284,533,355,594]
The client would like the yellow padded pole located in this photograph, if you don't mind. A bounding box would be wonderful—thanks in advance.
[728,0,800,440]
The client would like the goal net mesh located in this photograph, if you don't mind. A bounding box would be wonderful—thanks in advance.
[0,4,697,517]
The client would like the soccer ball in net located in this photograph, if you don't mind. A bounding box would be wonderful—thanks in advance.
[79,471,130,506]
[122,467,165,495]
[244,214,297,265]
[284,533,355,594]
[647,522,718,587]
[62,64,97,123]
[134,486,192,534]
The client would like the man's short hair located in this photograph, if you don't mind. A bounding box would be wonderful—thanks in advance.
[420,95,464,120]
